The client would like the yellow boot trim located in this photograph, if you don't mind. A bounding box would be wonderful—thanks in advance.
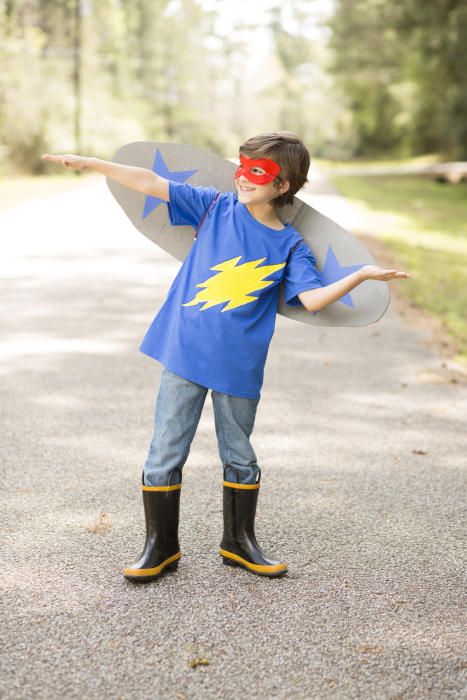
[142,483,182,492]
[220,549,287,574]
[123,551,181,577]
[223,481,260,490]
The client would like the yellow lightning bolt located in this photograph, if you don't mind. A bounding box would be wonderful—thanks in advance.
[182,256,286,312]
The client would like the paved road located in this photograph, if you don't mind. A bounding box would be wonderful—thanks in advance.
[1,175,466,699]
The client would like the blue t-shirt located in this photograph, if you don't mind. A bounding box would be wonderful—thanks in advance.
[139,181,323,399]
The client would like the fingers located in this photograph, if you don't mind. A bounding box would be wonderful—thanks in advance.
[386,271,410,280]
[41,153,75,168]
[41,154,66,165]
[375,268,410,279]
[368,268,411,280]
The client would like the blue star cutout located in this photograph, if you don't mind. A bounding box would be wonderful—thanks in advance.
[319,245,366,308]
[142,149,198,219]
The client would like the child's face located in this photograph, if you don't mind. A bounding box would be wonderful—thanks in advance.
[234,152,289,206]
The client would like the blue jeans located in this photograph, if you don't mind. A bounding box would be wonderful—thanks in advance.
[143,367,261,486]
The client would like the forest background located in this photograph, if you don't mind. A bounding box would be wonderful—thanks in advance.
[2,0,466,173]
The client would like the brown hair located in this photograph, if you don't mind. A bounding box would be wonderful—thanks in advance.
[238,131,310,208]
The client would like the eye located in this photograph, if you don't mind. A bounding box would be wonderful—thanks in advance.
[251,167,265,175]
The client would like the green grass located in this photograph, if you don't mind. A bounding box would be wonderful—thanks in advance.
[328,174,467,364]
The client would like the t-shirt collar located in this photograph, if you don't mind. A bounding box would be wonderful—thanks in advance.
[236,198,290,233]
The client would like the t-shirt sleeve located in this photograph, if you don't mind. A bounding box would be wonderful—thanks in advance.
[283,240,323,307]
[167,180,220,228]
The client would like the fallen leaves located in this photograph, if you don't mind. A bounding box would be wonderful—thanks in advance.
[357,645,384,654]
[189,657,210,669]
[84,510,112,534]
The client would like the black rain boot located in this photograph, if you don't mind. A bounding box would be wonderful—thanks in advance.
[219,466,288,577]
[123,469,182,583]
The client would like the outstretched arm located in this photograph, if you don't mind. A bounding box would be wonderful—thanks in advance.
[298,265,410,312]
[41,153,169,200]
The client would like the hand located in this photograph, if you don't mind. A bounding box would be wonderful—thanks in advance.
[360,264,410,281]
[41,153,89,170]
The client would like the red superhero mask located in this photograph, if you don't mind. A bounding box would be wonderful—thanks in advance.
[234,153,281,185]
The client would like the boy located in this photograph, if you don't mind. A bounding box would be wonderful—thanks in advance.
[42,131,409,581]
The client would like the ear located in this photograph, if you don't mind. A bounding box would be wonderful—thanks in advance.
[278,179,290,195]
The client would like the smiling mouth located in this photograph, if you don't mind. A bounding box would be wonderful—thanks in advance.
[238,184,255,192]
